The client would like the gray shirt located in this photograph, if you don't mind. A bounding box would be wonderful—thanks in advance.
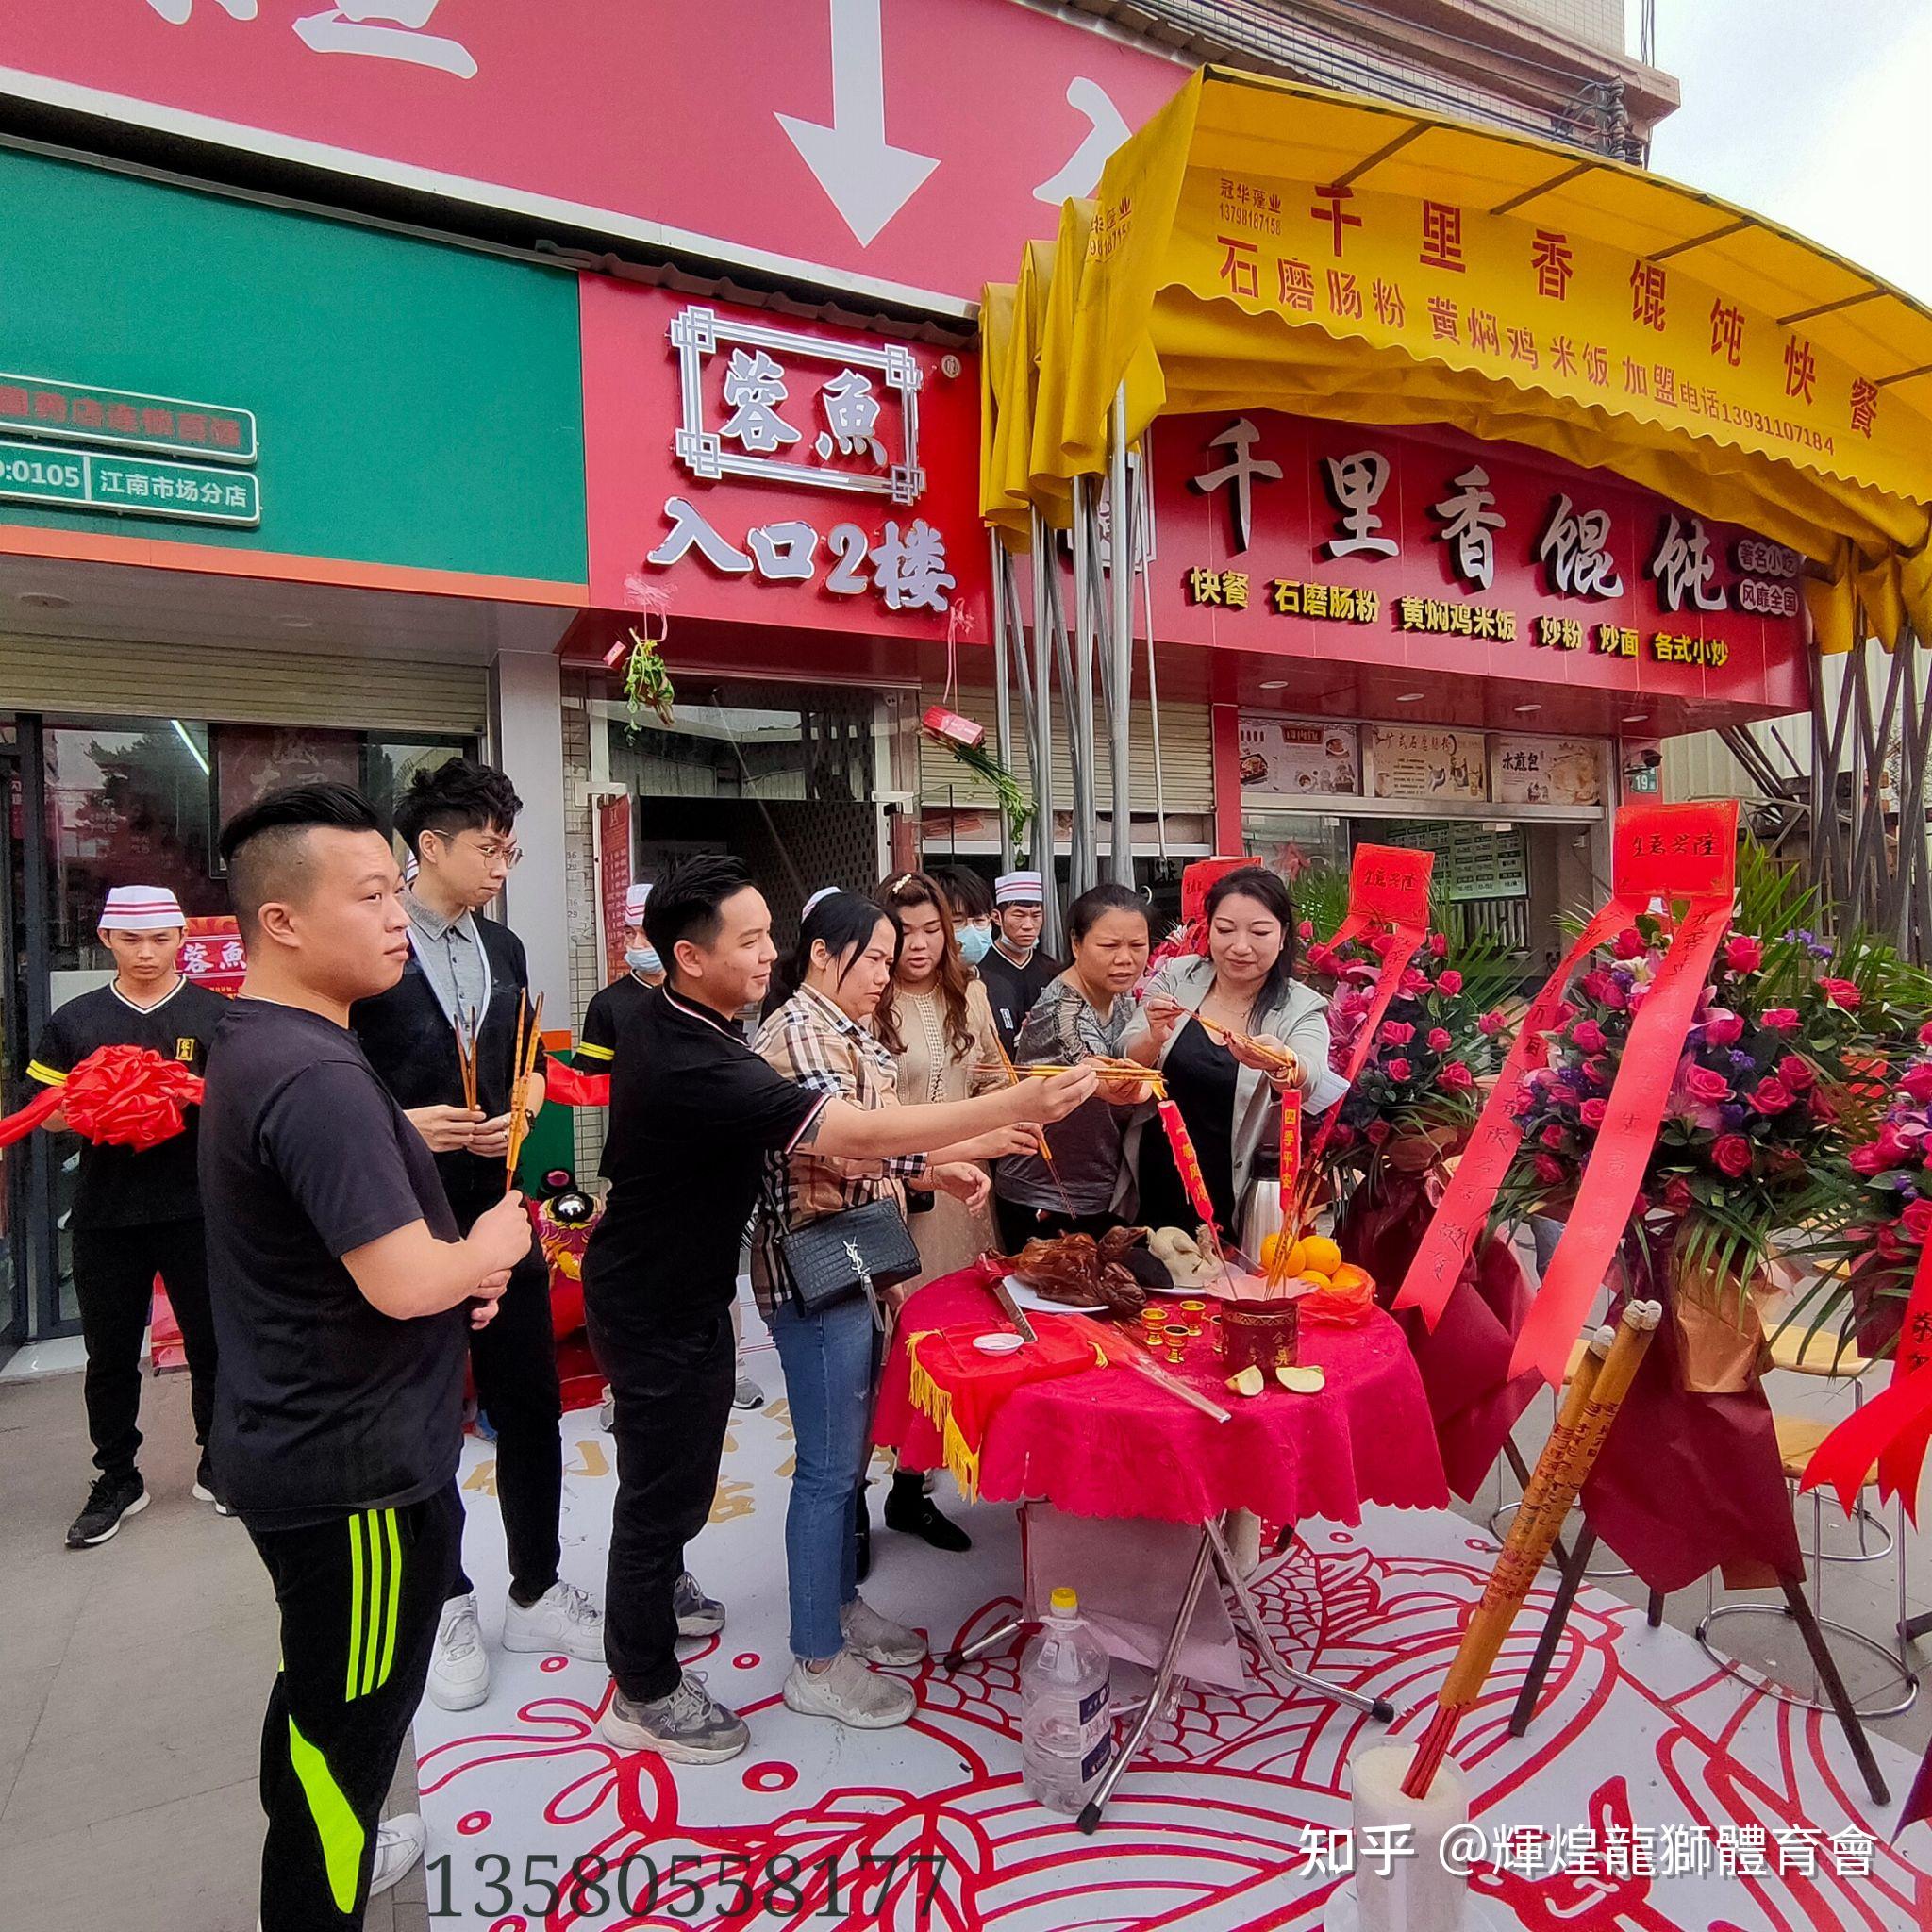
[402,885,491,1026]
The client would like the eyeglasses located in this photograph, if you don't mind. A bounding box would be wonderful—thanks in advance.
[446,833,522,869]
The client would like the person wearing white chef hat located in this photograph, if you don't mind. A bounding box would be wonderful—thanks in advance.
[26,884,231,1548]
[977,869,1062,1057]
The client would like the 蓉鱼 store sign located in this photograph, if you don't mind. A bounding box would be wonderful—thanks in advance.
[1151,411,1808,713]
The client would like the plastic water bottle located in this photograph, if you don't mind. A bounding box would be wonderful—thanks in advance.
[1020,1587,1113,1815]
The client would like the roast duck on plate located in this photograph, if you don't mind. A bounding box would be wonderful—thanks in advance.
[993,1226,1159,1318]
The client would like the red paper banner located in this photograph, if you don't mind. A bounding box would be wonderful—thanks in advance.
[1158,1097,1222,1235]
[1802,1239,1932,1521]
[1278,1089,1303,1220]
[1395,801,1740,1386]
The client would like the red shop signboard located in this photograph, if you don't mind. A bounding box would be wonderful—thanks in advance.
[581,277,988,641]
[0,1,1183,308]
[1150,413,1810,717]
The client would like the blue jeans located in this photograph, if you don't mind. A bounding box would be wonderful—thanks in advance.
[769,1293,878,1662]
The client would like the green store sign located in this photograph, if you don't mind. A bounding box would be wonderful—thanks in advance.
[0,372,259,528]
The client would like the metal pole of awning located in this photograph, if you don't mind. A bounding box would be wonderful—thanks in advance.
[1028,507,1065,958]
[1107,385,1136,886]
[988,528,1018,879]
[1067,478,1099,896]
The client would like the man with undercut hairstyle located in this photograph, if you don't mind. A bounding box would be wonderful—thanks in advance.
[203,782,532,1929]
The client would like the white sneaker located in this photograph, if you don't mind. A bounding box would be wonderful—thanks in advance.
[841,1595,927,1668]
[370,1812,425,1897]
[426,1592,491,1711]
[783,1651,915,1729]
[502,1580,604,1661]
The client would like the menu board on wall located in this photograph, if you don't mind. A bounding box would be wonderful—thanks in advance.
[1388,822,1529,902]
[1363,725,1488,804]
[1238,716,1360,797]
[597,794,633,987]
[1491,734,1606,808]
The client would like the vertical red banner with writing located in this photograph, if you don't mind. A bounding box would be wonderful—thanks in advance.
[1395,801,1740,1387]
[598,795,633,988]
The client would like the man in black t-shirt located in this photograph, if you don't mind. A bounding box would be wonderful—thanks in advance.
[977,868,1063,1054]
[27,885,229,1548]
[583,855,1095,1765]
[575,881,664,1098]
[204,784,531,1930]
[350,757,598,1718]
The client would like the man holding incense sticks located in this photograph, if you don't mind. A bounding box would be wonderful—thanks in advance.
[351,758,602,1714]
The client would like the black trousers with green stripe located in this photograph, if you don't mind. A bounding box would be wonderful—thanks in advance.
[247,1486,458,1930]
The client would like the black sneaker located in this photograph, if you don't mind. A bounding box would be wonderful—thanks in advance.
[883,1474,972,1554]
[66,1471,148,1549]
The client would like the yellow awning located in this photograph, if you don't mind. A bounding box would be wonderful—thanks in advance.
[1008,65,1932,651]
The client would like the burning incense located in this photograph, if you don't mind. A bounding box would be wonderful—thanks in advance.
[990,1033,1081,1223]
[503,991,544,1191]
[1190,1009,1301,1077]
[1400,1298,1662,1799]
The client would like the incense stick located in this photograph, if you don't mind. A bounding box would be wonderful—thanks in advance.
[991,1035,1082,1224]
[1190,1009,1300,1075]
[503,991,544,1191]
[453,1005,481,1114]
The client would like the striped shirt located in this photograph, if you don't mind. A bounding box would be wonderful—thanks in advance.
[749,984,929,1319]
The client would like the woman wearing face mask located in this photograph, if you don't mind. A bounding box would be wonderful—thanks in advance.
[1124,866,1343,1252]
[993,883,1155,1248]
[750,892,1026,1730]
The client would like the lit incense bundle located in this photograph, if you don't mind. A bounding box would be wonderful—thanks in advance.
[990,1033,1080,1223]
[503,991,544,1192]
[1401,1298,1662,1798]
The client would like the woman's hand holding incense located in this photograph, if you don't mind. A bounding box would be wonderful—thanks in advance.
[934,1162,992,1211]
[939,1124,1041,1164]
[1141,993,1185,1053]
[469,1110,518,1158]
[1230,1031,1302,1089]
[1089,1058,1158,1106]
[409,1103,485,1153]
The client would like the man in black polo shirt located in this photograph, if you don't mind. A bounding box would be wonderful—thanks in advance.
[977,868,1062,1054]
[584,853,1095,1764]
[203,783,532,1930]
[26,885,231,1547]
[351,758,596,1717]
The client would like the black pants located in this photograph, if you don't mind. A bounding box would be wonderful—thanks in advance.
[993,1196,1121,1252]
[450,1242,561,1605]
[584,1299,735,1703]
[72,1218,218,1478]
[248,1486,459,1931]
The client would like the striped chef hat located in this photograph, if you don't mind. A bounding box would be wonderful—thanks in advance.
[994,869,1044,906]
[99,886,186,933]
[624,883,654,924]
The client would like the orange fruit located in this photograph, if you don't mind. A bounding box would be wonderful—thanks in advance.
[1297,1270,1333,1291]
[1329,1263,1372,1292]
[1284,1240,1310,1277]
[1260,1231,1283,1270]
[1302,1236,1342,1274]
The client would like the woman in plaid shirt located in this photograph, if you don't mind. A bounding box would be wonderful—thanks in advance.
[751,891,1033,1731]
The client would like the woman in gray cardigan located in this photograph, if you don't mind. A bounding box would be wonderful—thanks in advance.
[1123,866,1346,1248]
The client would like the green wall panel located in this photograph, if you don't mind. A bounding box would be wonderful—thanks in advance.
[0,148,586,585]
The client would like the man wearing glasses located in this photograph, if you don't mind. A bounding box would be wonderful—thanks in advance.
[352,758,603,1714]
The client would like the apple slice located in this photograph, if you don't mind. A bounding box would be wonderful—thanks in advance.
[1224,1364,1267,1398]
[1276,1364,1326,1394]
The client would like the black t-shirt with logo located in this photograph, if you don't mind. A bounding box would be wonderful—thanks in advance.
[576,973,653,1180]
[200,997,467,1530]
[582,985,826,1333]
[27,979,228,1229]
[976,946,1063,1057]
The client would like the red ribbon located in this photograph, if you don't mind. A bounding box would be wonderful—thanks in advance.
[0,1044,203,1151]
[1801,1236,1932,1522]
[1307,842,1432,1173]
[1395,801,1740,1388]
[542,1058,611,1108]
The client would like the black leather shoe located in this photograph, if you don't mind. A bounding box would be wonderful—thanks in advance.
[884,1475,972,1553]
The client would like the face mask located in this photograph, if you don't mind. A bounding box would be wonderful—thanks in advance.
[625,947,662,977]
[957,923,994,967]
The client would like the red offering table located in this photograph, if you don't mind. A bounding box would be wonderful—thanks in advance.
[875,1269,1449,1525]
[874,1266,1450,1829]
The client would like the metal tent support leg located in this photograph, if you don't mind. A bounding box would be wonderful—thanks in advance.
[1778,1578,1890,1806]
[1508,1526,1598,1739]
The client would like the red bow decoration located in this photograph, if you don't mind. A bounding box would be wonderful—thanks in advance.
[1801,1234,1932,1524]
[541,1058,611,1108]
[0,1044,204,1152]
